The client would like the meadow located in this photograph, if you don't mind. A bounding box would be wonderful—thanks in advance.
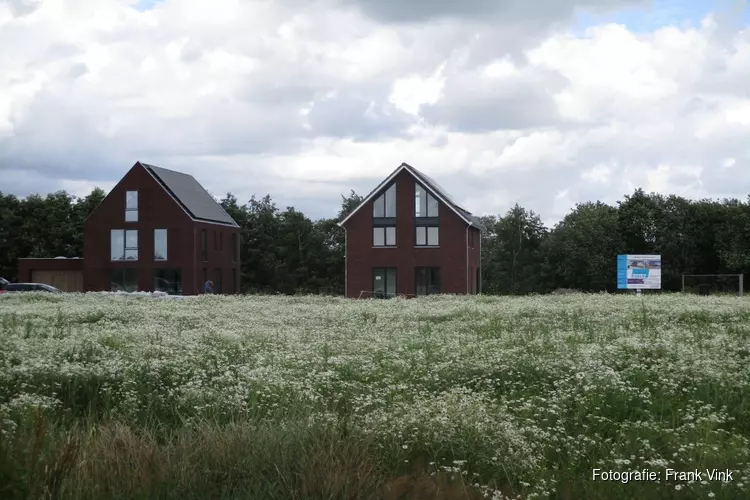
[1,292,749,499]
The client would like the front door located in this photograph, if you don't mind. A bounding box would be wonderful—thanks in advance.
[415,267,441,296]
[373,267,397,298]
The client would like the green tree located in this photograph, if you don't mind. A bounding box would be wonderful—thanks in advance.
[541,201,622,292]
[481,204,547,294]
[241,195,281,293]
[0,193,25,280]
[715,197,750,273]
[617,188,662,255]
[3,182,749,296]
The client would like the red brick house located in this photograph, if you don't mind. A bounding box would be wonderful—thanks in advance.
[19,161,241,295]
[338,162,484,298]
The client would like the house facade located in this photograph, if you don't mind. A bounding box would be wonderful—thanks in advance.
[19,161,242,295]
[83,162,241,295]
[339,162,484,298]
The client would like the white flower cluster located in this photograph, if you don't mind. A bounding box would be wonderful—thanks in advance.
[1,292,749,497]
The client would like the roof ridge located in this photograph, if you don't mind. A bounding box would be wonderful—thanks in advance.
[141,162,192,177]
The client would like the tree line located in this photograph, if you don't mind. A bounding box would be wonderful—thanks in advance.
[1,187,748,294]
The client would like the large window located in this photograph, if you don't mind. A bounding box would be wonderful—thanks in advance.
[415,226,439,246]
[373,183,396,247]
[111,229,138,260]
[373,226,396,247]
[111,268,138,292]
[415,182,439,247]
[154,229,167,260]
[153,268,182,295]
[201,230,207,261]
[373,267,396,298]
[415,267,440,296]
[415,183,438,218]
[373,183,396,218]
[125,191,138,222]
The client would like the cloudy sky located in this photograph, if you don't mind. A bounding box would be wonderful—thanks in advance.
[1,0,749,226]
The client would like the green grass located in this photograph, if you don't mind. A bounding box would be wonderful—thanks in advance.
[1,292,750,499]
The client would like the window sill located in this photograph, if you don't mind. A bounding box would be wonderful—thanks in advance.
[415,246,440,249]
[372,246,398,249]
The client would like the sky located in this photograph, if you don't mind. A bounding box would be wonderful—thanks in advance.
[1,0,749,226]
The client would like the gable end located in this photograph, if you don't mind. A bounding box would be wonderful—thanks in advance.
[84,162,240,228]
[338,162,485,230]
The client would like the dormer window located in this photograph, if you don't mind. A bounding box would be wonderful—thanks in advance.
[125,191,138,222]
[373,183,396,247]
[415,182,439,246]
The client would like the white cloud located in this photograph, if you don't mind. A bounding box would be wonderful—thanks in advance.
[722,158,736,169]
[389,67,445,116]
[581,163,616,184]
[1,0,750,224]
[643,164,703,194]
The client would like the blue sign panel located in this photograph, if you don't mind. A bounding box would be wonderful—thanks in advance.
[617,254,628,289]
[616,254,661,290]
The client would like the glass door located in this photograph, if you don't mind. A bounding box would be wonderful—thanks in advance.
[373,267,397,298]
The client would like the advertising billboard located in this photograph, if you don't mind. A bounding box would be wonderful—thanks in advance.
[617,254,661,289]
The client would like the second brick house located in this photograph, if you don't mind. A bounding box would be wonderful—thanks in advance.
[81,161,242,294]
[18,162,242,294]
[338,162,485,298]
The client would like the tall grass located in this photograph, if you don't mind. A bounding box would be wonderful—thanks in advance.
[1,292,750,499]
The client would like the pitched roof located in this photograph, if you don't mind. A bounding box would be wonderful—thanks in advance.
[139,162,239,227]
[338,162,486,230]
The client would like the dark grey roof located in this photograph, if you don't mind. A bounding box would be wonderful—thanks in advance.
[140,163,239,227]
[402,163,486,230]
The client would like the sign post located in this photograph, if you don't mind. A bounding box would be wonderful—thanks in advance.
[617,255,662,292]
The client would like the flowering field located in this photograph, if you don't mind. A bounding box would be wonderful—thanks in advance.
[1,292,750,499]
